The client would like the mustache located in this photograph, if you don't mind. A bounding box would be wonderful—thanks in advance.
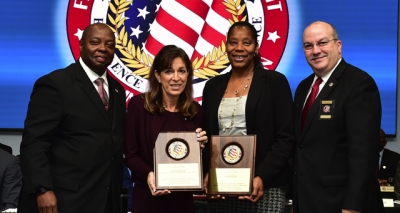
[310,54,327,60]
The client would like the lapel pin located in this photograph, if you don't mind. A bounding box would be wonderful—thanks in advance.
[383,166,386,169]
[329,82,333,87]
[115,89,119,92]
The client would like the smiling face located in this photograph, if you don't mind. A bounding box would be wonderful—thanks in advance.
[155,57,188,101]
[303,22,342,77]
[226,26,259,72]
[80,24,115,76]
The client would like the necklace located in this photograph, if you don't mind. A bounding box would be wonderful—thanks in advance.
[219,96,243,132]
[219,72,253,132]
[227,71,254,96]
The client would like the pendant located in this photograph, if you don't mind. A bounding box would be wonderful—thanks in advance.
[234,90,238,95]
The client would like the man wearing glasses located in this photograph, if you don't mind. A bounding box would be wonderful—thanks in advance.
[292,21,383,213]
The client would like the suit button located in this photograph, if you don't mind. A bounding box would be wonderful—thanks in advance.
[299,144,303,149]
[105,186,109,190]
[294,172,297,176]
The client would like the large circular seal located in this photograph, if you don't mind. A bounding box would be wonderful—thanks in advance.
[66,0,289,102]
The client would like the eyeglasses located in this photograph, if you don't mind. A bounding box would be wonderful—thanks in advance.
[303,39,338,50]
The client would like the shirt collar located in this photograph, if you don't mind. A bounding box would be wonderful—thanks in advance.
[79,58,108,86]
[319,58,342,83]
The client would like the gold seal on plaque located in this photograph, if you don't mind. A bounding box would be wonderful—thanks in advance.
[167,140,188,160]
[222,144,243,164]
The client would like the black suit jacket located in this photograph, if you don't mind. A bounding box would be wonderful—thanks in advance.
[202,65,295,188]
[293,59,383,213]
[18,62,126,213]
[379,148,400,185]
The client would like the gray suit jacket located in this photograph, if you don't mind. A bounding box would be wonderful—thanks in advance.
[0,149,22,211]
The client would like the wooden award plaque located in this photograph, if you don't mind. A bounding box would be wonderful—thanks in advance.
[154,132,203,191]
[208,135,256,196]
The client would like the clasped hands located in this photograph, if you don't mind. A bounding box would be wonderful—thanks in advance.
[378,179,389,186]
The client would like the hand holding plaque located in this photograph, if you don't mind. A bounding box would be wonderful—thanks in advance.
[208,135,256,196]
[153,132,203,191]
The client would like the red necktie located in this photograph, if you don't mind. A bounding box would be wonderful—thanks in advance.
[94,78,109,111]
[301,77,322,132]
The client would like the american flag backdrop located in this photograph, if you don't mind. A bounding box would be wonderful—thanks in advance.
[67,0,289,101]
[125,0,234,61]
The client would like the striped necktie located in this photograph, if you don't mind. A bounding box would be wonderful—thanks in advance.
[94,78,109,111]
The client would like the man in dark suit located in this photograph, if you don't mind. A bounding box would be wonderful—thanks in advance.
[18,23,126,213]
[394,162,400,200]
[292,21,383,213]
[0,149,22,211]
[378,128,400,186]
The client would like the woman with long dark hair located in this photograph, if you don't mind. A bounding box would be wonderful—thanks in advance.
[125,45,207,213]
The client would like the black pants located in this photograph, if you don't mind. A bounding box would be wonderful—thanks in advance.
[104,189,113,213]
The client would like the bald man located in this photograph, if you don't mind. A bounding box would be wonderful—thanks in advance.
[292,21,383,213]
[18,23,126,213]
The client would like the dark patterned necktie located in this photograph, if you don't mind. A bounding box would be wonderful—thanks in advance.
[94,78,109,111]
[301,77,322,132]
